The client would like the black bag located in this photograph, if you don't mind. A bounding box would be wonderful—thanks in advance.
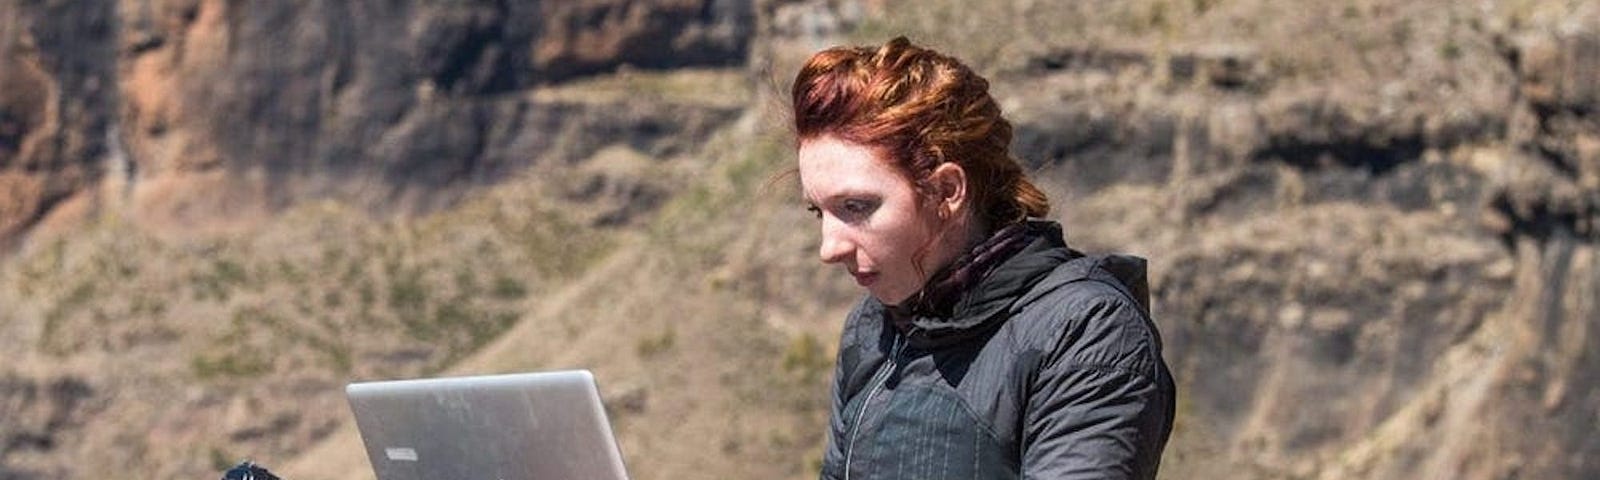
[220,461,281,480]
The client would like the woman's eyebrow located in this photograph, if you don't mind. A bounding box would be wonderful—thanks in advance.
[815,187,877,203]
[808,193,843,207]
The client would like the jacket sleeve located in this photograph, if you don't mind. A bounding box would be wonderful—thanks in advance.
[1020,288,1171,480]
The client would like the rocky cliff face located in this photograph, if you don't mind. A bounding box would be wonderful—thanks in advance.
[2,0,755,478]
[0,0,752,246]
[1,0,1597,479]
[981,3,1600,477]
[0,0,119,249]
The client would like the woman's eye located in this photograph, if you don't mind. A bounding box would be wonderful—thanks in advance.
[842,199,876,216]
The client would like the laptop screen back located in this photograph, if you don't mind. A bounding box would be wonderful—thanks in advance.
[345,370,629,480]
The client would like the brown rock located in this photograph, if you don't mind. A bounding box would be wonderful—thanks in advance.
[0,0,756,249]
[1514,30,1600,113]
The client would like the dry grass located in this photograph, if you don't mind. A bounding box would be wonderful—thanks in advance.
[0,171,616,477]
[848,0,1556,101]
[277,114,854,480]
[3,0,1596,478]
[530,67,754,108]
[6,178,609,377]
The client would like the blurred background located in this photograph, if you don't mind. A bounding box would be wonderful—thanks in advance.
[1,0,1598,478]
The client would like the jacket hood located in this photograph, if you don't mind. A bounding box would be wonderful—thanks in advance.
[1092,253,1152,314]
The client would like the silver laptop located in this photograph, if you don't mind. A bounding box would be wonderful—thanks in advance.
[346,370,630,480]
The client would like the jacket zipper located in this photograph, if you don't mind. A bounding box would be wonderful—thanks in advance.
[843,332,908,480]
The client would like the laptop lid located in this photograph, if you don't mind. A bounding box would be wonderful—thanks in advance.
[346,370,630,480]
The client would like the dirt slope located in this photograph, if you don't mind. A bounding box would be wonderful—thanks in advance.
[2,1,1599,479]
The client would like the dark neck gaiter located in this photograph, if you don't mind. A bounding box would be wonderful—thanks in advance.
[886,222,1039,334]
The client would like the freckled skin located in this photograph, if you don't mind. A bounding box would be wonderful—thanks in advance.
[798,135,972,306]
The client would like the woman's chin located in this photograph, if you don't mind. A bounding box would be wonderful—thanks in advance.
[870,289,914,307]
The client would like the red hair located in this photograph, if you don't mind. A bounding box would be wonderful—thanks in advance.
[792,36,1049,227]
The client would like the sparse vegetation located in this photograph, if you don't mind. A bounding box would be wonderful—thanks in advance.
[208,448,235,472]
[191,350,274,379]
[635,327,677,358]
[532,68,752,108]
[490,275,527,300]
[4,1,1592,479]
[6,180,616,390]
[1440,40,1462,60]
[781,332,829,383]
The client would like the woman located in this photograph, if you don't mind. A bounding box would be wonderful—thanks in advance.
[794,37,1175,480]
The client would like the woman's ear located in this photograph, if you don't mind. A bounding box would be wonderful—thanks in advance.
[929,162,968,215]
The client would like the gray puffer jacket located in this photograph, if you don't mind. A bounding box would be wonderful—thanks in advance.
[819,221,1175,480]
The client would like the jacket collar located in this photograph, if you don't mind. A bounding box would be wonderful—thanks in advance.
[880,220,1080,348]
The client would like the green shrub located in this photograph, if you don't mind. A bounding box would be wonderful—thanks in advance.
[387,269,428,313]
[191,351,273,379]
[636,328,677,357]
[491,275,528,300]
[782,333,829,382]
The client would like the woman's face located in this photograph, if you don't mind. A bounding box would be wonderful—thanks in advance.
[798,135,951,305]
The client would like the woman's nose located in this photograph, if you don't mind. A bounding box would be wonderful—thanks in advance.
[818,221,852,264]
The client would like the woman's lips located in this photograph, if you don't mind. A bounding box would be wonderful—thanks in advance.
[852,271,879,287]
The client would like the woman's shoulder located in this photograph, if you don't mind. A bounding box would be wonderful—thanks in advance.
[1015,253,1150,315]
[1006,254,1163,376]
[837,295,886,345]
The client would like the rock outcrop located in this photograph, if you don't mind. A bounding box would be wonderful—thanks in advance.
[992,8,1600,477]
[1,0,1598,479]
[0,373,99,479]
[0,0,119,249]
[0,0,753,248]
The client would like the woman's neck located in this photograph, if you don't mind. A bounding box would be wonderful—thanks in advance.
[892,220,1032,318]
